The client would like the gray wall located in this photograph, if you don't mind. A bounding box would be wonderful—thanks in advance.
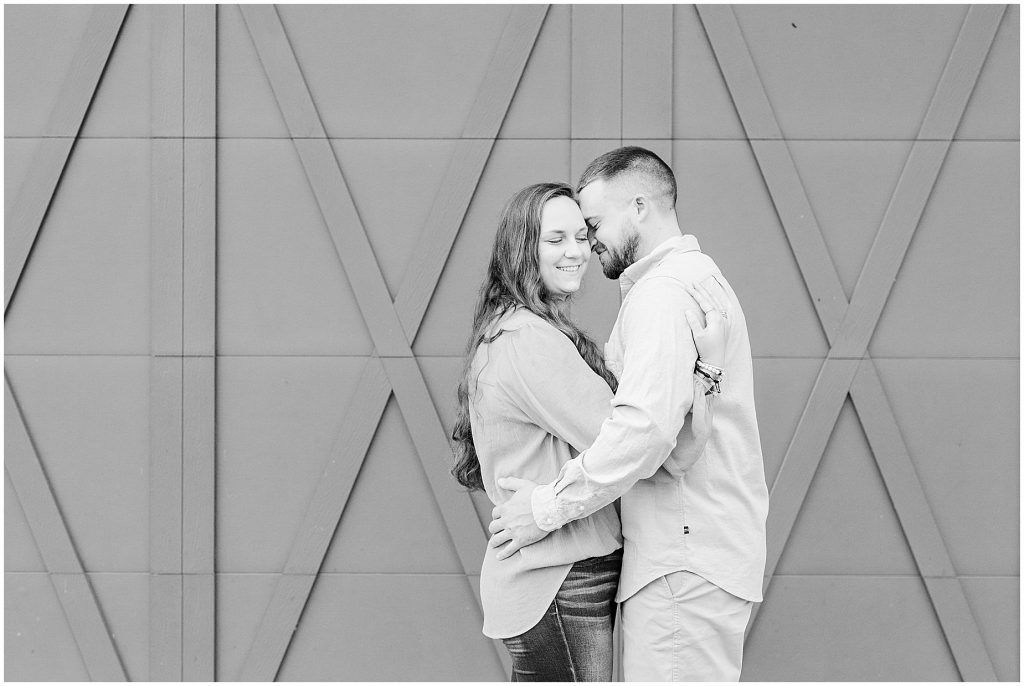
[4,4,1019,681]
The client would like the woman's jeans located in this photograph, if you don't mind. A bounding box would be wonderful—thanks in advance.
[502,548,622,681]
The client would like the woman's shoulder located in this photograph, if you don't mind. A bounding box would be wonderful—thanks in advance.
[487,308,564,346]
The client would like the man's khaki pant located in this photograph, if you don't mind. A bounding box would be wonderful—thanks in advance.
[621,571,753,681]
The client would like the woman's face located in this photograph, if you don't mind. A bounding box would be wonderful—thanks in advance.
[537,195,590,297]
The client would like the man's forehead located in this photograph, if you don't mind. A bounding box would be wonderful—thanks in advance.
[577,179,608,212]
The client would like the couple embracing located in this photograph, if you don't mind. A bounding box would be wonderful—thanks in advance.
[451,146,769,681]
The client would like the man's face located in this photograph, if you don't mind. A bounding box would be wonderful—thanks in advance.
[578,178,641,280]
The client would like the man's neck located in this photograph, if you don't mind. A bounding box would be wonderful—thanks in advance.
[637,223,683,261]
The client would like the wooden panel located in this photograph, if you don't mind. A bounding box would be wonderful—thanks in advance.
[237,574,316,681]
[415,139,570,356]
[334,139,460,298]
[396,6,547,339]
[180,13,217,676]
[216,574,279,681]
[149,357,183,575]
[3,4,94,135]
[149,356,183,680]
[5,377,127,680]
[836,2,1003,355]
[183,357,215,575]
[787,141,914,298]
[77,4,150,138]
[924,576,999,681]
[4,473,46,572]
[217,140,374,355]
[623,5,673,140]
[5,573,91,681]
[671,140,830,358]
[323,397,464,573]
[871,142,1019,358]
[5,141,151,354]
[774,400,917,576]
[276,575,504,681]
[183,138,217,355]
[217,356,372,571]
[673,5,745,139]
[957,4,1020,140]
[86,573,150,682]
[960,577,1021,681]
[223,5,510,138]
[5,357,150,571]
[731,5,968,139]
[5,378,82,574]
[150,574,183,680]
[216,4,289,137]
[184,5,217,138]
[499,3,570,140]
[383,356,486,574]
[873,359,1019,576]
[571,5,622,139]
[151,139,184,355]
[917,5,1005,141]
[749,359,824,489]
[150,5,183,138]
[744,576,961,680]
[183,575,216,680]
[763,357,859,580]
[4,5,128,311]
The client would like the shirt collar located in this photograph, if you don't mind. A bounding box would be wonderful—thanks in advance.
[619,234,701,293]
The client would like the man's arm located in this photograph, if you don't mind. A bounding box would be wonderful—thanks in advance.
[490,276,702,558]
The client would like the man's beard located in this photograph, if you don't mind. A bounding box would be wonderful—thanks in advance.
[597,230,641,280]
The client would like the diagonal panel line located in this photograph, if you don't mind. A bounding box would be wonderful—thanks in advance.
[4,5,129,314]
[702,7,1002,676]
[382,357,486,574]
[239,6,538,678]
[698,4,847,336]
[395,5,547,340]
[760,358,859,582]
[851,360,996,680]
[238,359,392,682]
[240,2,479,568]
[5,376,127,680]
[241,5,408,357]
[831,5,1005,358]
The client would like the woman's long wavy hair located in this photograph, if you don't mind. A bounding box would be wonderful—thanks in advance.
[450,182,619,491]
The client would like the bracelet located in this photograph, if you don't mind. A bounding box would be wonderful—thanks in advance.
[695,358,724,380]
[695,359,724,395]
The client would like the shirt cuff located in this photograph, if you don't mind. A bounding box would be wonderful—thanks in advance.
[530,483,563,532]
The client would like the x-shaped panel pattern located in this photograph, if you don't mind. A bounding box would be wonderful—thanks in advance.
[4,5,130,681]
[698,5,1004,681]
[236,5,548,679]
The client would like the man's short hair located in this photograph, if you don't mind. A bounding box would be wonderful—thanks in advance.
[576,146,677,208]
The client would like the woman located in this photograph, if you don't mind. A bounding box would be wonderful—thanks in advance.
[450,182,729,681]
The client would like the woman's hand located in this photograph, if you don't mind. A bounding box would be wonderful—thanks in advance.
[684,276,732,369]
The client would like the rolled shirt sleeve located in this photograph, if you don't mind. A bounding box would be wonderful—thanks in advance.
[532,276,707,531]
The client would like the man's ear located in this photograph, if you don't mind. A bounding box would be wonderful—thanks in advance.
[633,195,649,220]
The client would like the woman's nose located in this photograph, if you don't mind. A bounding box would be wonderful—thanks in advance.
[564,239,582,259]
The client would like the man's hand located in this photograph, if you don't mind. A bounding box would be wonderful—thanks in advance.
[487,476,550,560]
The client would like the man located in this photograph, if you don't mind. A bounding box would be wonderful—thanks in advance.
[487,146,769,681]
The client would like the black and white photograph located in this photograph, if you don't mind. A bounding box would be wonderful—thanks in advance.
[3,2,1019,681]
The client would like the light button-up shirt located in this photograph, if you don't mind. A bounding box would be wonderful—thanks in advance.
[531,235,769,603]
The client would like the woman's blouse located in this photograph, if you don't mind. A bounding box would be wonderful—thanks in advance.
[469,308,622,638]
